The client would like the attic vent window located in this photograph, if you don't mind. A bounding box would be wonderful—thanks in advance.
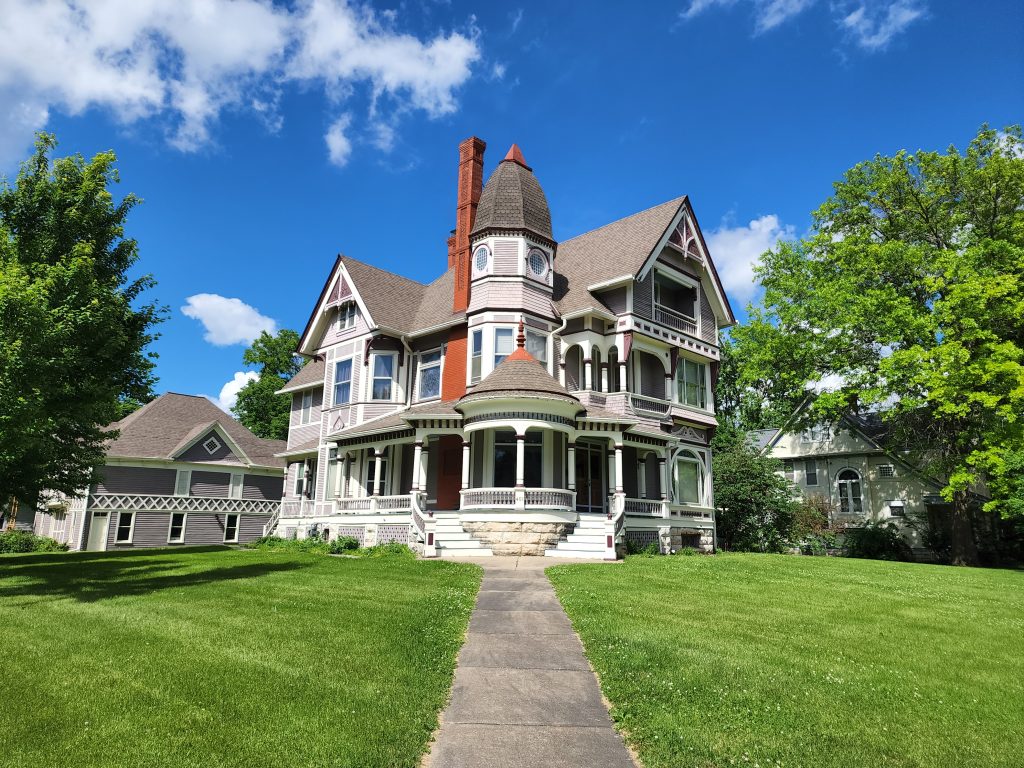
[474,244,490,272]
[202,437,222,455]
[879,465,895,478]
[527,248,548,278]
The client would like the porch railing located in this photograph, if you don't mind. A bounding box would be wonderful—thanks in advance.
[629,393,671,418]
[460,487,574,511]
[624,497,667,517]
[654,303,698,336]
[525,489,575,509]
[668,504,715,521]
[335,494,412,514]
[409,491,436,557]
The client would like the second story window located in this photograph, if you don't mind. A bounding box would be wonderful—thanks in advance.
[494,328,514,368]
[371,354,395,401]
[470,329,483,383]
[299,390,313,424]
[334,359,352,405]
[675,358,707,409]
[525,330,547,367]
[418,349,442,400]
[337,302,358,330]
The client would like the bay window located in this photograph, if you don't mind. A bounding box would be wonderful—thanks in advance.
[470,330,483,383]
[494,328,514,368]
[676,357,707,409]
[526,330,547,367]
[675,452,704,505]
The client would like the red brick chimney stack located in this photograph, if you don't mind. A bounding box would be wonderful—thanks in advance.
[452,136,486,313]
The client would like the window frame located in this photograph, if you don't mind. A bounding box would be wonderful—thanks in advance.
[675,451,705,506]
[229,473,244,500]
[417,348,443,401]
[337,302,358,331]
[114,511,135,544]
[878,464,895,479]
[653,269,700,323]
[783,459,795,482]
[493,327,514,369]
[174,469,191,497]
[370,352,397,402]
[837,469,863,516]
[202,436,222,455]
[224,513,240,543]
[299,390,313,424]
[167,512,187,544]
[804,458,818,486]
[525,329,548,367]
[675,356,708,410]
[470,329,483,384]
[334,358,353,406]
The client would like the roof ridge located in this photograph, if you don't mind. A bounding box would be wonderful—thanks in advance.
[341,254,433,288]
[560,195,686,246]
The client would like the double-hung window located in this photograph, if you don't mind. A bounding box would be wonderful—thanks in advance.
[371,354,395,401]
[229,473,243,499]
[418,350,442,400]
[334,359,352,405]
[174,470,191,497]
[294,460,314,498]
[224,513,240,543]
[676,453,703,505]
[299,390,313,424]
[337,302,357,330]
[168,512,186,543]
[494,328,514,368]
[115,511,135,544]
[676,358,707,409]
[525,330,547,367]
[783,460,795,481]
[804,459,818,486]
[470,330,483,384]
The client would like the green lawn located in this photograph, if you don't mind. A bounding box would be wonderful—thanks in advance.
[548,553,1023,768]
[0,547,480,768]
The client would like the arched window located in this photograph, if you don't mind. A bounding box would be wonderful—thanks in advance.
[675,450,705,506]
[837,469,863,516]
[591,347,602,392]
[564,345,584,392]
[608,347,619,392]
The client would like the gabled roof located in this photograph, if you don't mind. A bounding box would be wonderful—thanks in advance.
[105,393,286,468]
[279,357,325,394]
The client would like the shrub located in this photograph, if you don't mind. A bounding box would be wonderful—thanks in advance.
[246,535,330,554]
[0,531,69,553]
[626,539,661,557]
[355,542,415,558]
[328,536,360,554]
[843,520,914,562]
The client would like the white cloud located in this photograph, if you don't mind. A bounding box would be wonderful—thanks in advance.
[211,371,259,412]
[680,0,926,48]
[509,8,524,34]
[182,293,277,346]
[491,62,508,80]
[325,114,353,167]
[0,0,480,168]
[704,214,795,304]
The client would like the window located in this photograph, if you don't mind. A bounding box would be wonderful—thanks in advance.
[676,358,707,409]
[783,460,795,481]
[294,460,314,498]
[337,302,357,330]
[224,513,239,543]
[473,244,490,273]
[527,247,548,279]
[229,473,243,499]
[676,452,703,505]
[494,328,514,368]
[470,330,483,383]
[334,359,352,405]
[299,390,313,424]
[804,459,818,486]
[174,470,191,497]
[115,511,134,544]
[326,448,339,499]
[366,448,389,495]
[654,273,698,321]
[371,354,395,401]
[837,469,863,516]
[202,436,222,454]
[802,425,825,442]
[168,512,186,543]
[879,464,895,478]
[525,330,547,365]
[418,349,442,400]
[888,501,905,517]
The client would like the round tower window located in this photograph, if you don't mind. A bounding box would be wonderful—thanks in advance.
[474,245,490,272]
[528,248,548,278]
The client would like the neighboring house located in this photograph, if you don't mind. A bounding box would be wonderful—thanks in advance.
[752,406,950,549]
[33,393,286,550]
[274,137,735,558]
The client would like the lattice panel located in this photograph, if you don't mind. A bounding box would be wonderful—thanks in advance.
[626,529,659,550]
[90,494,278,515]
[378,524,409,545]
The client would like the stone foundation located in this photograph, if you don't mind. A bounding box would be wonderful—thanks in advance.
[660,527,715,554]
[461,521,575,556]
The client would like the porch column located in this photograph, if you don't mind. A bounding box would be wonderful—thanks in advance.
[515,434,526,487]
[411,441,423,491]
[664,372,673,401]
[618,361,628,392]
[461,440,471,490]
[567,442,576,492]
[607,448,615,496]
[658,455,668,500]
[335,451,346,498]
[343,454,352,498]
[558,360,566,387]
[584,358,593,390]
[614,443,624,494]
[373,449,384,496]
[600,363,609,392]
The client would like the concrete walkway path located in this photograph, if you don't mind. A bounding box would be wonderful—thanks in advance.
[425,557,635,768]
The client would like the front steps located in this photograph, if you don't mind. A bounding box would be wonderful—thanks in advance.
[433,513,493,557]
[544,513,608,559]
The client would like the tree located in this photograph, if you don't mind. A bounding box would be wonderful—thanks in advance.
[232,329,304,440]
[716,335,805,430]
[711,424,798,552]
[731,125,1024,565]
[0,134,161,524]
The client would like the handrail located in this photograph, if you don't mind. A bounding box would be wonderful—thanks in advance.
[624,497,663,516]
[654,303,698,335]
[262,506,281,536]
[461,487,574,511]
[629,393,671,417]
[335,494,412,514]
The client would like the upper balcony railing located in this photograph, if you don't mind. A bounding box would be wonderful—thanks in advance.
[628,393,671,418]
[654,303,698,336]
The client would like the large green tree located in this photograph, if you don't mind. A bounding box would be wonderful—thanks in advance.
[732,125,1024,565]
[232,329,304,440]
[0,134,162,523]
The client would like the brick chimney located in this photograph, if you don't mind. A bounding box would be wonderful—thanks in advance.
[452,136,485,313]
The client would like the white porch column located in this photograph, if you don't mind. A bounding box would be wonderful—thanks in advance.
[600,363,609,392]
[567,442,576,492]
[373,449,384,496]
[614,443,624,494]
[515,434,526,487]
[558,361,566,387]
[618,361,628,392]
[461,440,471,490]
[658,455,668,500]
[607,448,615,496]
[584,358,593,391]
[334,450,345,498]
[664,372,673,401]
[411,441,423,491]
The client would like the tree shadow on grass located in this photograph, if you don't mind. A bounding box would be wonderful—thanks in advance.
[0,549,307,604]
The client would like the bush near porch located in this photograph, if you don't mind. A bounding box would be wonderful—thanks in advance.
[0,547,480,768]
[548,553,1023,768]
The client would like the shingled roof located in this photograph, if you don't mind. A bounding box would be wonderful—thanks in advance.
[458,331,581,408]
[106,393,286,468]
[279,357,325,393]
[471,146,553,242]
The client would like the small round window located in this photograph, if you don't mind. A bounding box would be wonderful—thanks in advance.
[474,245,490,272]
[527,248,548,278]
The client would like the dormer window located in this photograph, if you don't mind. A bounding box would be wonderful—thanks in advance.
[527,247,548,280]
[473,244,490,275]
[337,302,358,330]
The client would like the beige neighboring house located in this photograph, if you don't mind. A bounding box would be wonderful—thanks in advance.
[751,408,950,549]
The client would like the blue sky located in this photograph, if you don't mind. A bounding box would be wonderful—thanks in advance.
[1,0,1020,409]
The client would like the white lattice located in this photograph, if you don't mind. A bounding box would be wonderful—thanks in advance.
[90,494,278,515]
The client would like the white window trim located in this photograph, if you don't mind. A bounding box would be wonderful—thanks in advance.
[167,512,187,544]
[653,267,701,325]
[493,326,515,370]
[674,451,706,506]
[229,473,244,500]
[174,469,192,497]
[333,357,354,406]
[675,355,710,411]
[804,459,819,486]
[114,511,136,544]
[299,390,314,425]
[417,347,444,402]
[525,329,548,368]
[469,328,484,385]
[369,352,398,402]
[202,436,222,455]
[336,301,358,331]
[224,513,240,543]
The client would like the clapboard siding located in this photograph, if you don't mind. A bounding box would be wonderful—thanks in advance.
[700,289,717,343]
[634,273,654,319]
[106,510,269,548]
[243,474,283,500]
[601,287,628,314]
[177,430,241,464]
[190,471,231,497]
[493,238,520,274]
[468,282,554,317]
[95,466,176,495]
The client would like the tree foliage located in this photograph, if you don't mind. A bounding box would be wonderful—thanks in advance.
[711,424,799,552]
[232,329,304,441]
[0,134,161,513]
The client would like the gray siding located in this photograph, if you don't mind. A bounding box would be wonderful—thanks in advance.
[95,466,176,495]
[177,430,241,464]
[243,474,283,501]
[106,510,269,548]
[634,273,653,318]
[700,289,717,343]
[190,471,231,497]
[601,287,628,315]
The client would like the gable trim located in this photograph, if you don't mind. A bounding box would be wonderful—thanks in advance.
[169,422,253,466]
[298,256,377,356]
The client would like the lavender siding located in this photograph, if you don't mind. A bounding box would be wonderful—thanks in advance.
[190,471,231,497]
[493,238,519,274]
[319,310,369,349]
[95,466,176,495]
[243,474,283,501]
[177,431,240,464]
[468,282,555,317]
[106,510,269,548]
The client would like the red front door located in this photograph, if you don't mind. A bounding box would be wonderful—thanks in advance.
[435,435,464,511]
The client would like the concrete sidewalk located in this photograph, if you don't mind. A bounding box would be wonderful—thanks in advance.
[425,557,635,768]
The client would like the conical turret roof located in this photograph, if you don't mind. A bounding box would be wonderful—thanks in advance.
[471,145,553,242]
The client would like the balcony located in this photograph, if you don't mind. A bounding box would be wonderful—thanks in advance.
[460,487,575,512]
[628,393,671,419]
[654,303,698,336]
[335,494,413,514]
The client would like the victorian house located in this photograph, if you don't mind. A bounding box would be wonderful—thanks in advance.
[273,138,735,558]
